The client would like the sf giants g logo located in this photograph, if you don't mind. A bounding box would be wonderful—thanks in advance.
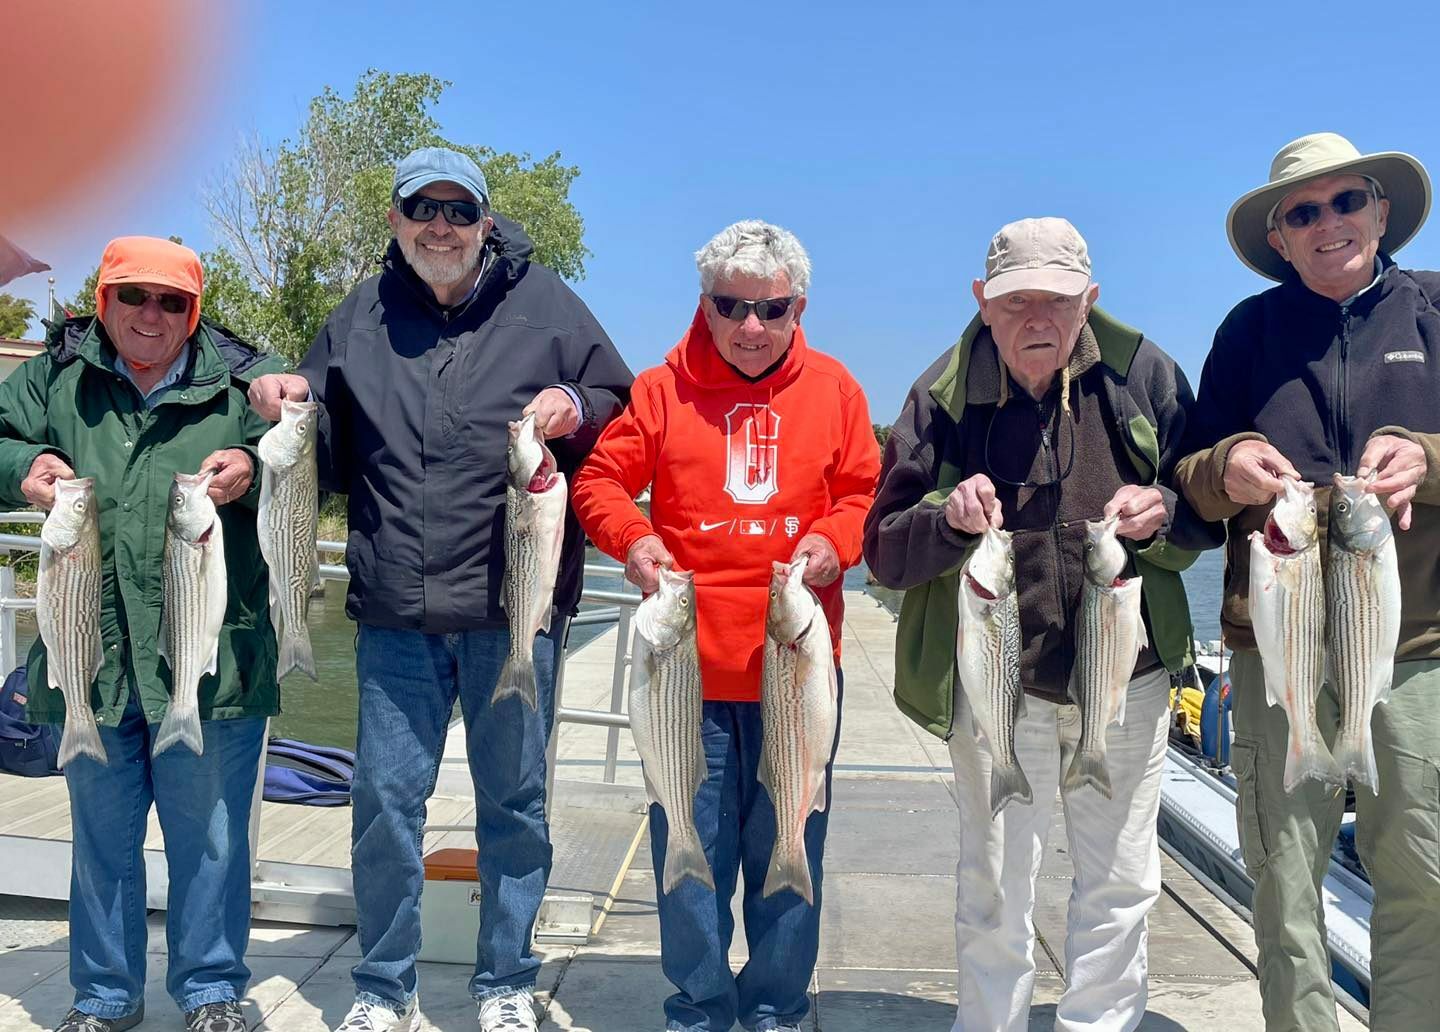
[722,403,780,504]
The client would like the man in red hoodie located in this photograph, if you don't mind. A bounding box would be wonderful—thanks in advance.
[572,220,879,1032]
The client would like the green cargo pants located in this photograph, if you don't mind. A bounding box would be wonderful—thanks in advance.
[1230,650,1440,1032]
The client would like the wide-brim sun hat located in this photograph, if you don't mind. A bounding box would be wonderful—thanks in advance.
[1227,132,1432,282]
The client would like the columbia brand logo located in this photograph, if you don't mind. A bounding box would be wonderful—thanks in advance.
[1384,350,1426,364]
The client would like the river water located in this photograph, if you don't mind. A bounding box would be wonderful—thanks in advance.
[14,549,1227,750]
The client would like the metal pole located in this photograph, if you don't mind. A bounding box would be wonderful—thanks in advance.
[603,607,632,785]
[250,717,270,879]
[543,620,569,822]
[0,566,16,676]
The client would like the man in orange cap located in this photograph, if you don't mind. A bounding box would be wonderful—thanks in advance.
[0,236,286,1032]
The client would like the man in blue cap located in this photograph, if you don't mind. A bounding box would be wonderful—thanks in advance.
[250,147,633,1032]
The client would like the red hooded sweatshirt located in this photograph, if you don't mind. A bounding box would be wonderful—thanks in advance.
[572,307,880,702]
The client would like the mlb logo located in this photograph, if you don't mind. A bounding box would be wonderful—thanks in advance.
[738,520,767,536]
[468,888,483,906]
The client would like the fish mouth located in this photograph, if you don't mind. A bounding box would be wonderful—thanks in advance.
[1111,575,1131,588]
[1262,515,1296,556]
[965,572,997,601]
[196,524,215,546]
[527,450,559,493]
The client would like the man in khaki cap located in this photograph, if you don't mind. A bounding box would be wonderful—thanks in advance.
[865,217,1214,1031]
[1177,132,1440,1031]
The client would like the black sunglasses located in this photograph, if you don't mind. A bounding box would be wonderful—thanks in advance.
[114,285,190,315]
[397,194,486,227]
[1275,188,1376,230]
[708,295,798,322]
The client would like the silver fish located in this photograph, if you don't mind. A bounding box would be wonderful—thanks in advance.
[155,471,227,758]
[759,556,839,904]
[1065,516,1147,798]
[258,398,319,682]
[1326,473,1402,793]
[1249,477,1340,792]
[629,567,713,893]
[955,527,1030,817]
[494,412,567,709]
[37,477,107,766]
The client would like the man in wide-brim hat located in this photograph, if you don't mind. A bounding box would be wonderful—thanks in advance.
[1177,132,1440,1031]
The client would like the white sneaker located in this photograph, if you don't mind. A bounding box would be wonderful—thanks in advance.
[333,996,420,1032]
[478,987,537,1031]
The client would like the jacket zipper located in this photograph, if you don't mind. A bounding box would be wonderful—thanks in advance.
[1336,306,1352,473]
[1040,412,1072,678]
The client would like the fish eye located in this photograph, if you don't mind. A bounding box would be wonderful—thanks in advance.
[1337,501,1349,513]
[769,590,777,599]
[680,597,689,606]
[74,500,86,512]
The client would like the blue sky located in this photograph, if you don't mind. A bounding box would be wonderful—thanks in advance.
[9,0,1440,422]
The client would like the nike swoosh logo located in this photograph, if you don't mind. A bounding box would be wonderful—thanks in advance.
[699,520,733,531]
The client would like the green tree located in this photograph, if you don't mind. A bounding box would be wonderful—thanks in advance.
[202,69,589,363]
[0,293,36,338]
[873,423,891,449]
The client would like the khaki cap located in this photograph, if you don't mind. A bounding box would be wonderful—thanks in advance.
[982,217,1092,300]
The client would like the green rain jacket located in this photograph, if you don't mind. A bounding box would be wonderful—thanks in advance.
[0,316,284,728]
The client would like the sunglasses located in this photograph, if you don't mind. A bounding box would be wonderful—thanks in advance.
[114,285,190,315]
[397,194,486,227]
[708,295,798,322]
[1274,187,1376,230]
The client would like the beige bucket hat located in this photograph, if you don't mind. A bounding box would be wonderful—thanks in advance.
[1227,132,1432,281]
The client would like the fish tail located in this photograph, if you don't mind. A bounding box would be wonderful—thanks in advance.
[1282,732,1342,794]
[277,627,318,683]
[989,759,1033,818]
[58,713,108,767]
[152,704,204,758]
[1331,733,1380,794]
[491,653,538,710]
[662,824,715,894]
[761,839,815,905]
[1062,748,1114,799]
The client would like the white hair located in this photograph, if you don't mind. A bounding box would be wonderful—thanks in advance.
[695,220,812,296]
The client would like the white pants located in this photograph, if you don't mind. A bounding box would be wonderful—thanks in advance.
[947,667,1171,1032]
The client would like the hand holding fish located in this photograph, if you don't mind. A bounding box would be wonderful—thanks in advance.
[1358,434,1426,531]
[523,387,581,439]
[945,473,1003,535]
[199,449,253,506]
[790,533,840,587]
[626,534,674,594]
[22,453,76,510]
[1104,484,1167,541]
[247,373,311,422]
[1223,439,1299,506]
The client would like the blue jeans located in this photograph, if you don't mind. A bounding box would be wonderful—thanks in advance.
[63,692,266,1018]
[350,622,560,1006]
[651,671,843,1031]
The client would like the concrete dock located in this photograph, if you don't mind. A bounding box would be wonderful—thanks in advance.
[0,591,1366,1030]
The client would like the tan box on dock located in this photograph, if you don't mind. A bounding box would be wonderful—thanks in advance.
[419,848,481,964]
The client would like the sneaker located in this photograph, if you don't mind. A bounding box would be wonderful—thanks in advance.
[478,987,537,1031]
[333,996,421,1032]
[186,1001,246,1032]
[54,1008,143,1032]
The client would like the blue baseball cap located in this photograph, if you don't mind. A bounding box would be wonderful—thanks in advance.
[393,147,489,206]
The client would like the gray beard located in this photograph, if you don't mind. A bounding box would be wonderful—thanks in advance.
[399,235,483,293]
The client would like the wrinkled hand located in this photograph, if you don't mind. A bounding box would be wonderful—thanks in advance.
[524,387,581,440]
[247,373,311,422]
[1359,434,1427,531]
[625,534,674,595]
[944,473,1003,535]
[21,453,76,510]
[1105,485,1167,541]
[1223,440,1298,507]
[790,533,840,587]
[200,449,253,506]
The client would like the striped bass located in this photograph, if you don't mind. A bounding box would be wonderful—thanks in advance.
[629,567,714,893]
[1326,473,1402,793]
[759,556,839,904]
[1066,515,1147,798]
[155,471,227,758]
[955,527,1030,817]
[1249,477,1340,792]
[37,477,107,766]
[258,398,319,681]
[494,412,567,710]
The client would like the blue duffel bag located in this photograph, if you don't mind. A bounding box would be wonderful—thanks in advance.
[0,666,62,777]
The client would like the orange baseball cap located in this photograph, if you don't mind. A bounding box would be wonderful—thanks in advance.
[94,236,205,336]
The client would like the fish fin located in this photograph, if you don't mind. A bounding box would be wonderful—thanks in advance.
[1063,749,1114,799]
[662,826,715,894]
[277,628,319,682]
[809,771,829,816]
[1331,734,1380,795]
[762,840,815,905]
[157,603,171,670]
[989,760,1032,818]
[539,606,552,635]
[492,654,538,710]
[1373,666,1396,707]
[58,714,108,767]
[152,704,204,758]
[202,518,227,678]
[639,765,663,808]
[1282,735,1342,793]
[1112,673,1129,728]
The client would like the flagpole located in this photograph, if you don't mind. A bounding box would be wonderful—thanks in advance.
[46,277,55,314]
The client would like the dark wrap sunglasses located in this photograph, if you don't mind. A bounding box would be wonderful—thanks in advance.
[1273,187,1378,230]
[114,285,191,315]
[708,294,798,322]
[397,193,486,227]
